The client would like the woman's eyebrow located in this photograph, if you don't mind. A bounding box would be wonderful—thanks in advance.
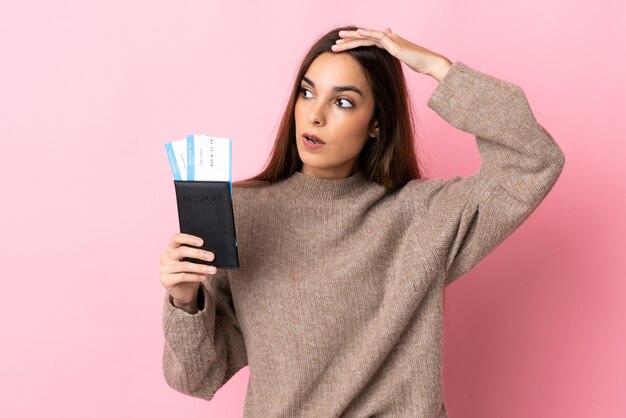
[301,76,364,98]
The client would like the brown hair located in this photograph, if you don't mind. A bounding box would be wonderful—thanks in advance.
[234,25,425,194]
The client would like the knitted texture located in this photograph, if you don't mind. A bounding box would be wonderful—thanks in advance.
[162,61,565,417]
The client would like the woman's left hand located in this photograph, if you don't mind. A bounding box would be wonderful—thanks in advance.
[331,27,453,82]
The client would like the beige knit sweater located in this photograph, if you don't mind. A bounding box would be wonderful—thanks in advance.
[161,61,565,417]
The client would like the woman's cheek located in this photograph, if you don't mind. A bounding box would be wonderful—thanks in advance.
[343,117,371,148]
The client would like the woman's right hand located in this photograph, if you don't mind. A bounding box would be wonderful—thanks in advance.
[160,233,218,311]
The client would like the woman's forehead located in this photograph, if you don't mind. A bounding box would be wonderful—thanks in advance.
[303,53,371,94]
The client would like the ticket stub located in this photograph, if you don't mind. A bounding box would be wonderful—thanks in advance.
[164,138,188,180]
[191,134,231,182]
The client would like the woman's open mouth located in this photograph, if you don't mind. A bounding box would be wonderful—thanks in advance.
[302,133,326,150]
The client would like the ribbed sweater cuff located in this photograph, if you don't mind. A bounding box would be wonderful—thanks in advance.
[427,61,522,130]
[162,284,218,351]
[426,60,564,163]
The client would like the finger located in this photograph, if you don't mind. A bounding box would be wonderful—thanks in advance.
[161,272,208,290]
[357,27,383,37]
[340,27,393,42]
[335,35,379,44]
[339,28,398,52]
[161,260,216,276]
[165,245,215,264]
[335,37,379,47]
[355,28,390,42]
[166,233,204,253]
[331,39,378,52]
[176,245,215,263]
[338,29,365,39]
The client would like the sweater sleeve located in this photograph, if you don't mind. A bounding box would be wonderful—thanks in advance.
[423,61,566,287]
[161,268,248,400]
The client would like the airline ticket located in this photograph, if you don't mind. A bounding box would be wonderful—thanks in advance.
[165,134,232,182]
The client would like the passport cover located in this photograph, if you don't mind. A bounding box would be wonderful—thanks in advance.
[173,180,239,269]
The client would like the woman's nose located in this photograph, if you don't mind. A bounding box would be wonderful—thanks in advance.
[307,102,325,125]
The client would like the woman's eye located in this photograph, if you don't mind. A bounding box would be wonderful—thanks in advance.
[299,87,353,109]
[336,98,354,108]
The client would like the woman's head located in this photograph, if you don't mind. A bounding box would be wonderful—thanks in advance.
[294,51,378,180]
[236,25,424,194]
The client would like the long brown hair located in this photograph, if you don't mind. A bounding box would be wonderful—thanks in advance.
[234,25,425,194]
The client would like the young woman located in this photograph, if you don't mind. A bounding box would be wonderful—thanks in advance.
[159,25,565,417]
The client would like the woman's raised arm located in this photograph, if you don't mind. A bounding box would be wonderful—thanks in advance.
[335,28,565,286]
[421,61,565,285]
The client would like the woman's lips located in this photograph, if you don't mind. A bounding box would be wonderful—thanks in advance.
[302,134,326,150]
[304,133,325,144]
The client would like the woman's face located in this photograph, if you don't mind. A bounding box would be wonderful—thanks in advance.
[294,52,379,179]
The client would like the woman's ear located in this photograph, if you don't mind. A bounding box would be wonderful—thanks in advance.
[369,119,380,139]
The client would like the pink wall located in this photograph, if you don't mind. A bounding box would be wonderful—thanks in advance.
[1,1,624,417]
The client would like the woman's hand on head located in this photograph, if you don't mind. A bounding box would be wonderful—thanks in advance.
[331,27,453,82]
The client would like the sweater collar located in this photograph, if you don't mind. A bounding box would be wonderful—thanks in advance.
[281,169,370,201]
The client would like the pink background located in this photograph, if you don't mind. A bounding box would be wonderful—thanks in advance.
[1,1,624,417]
